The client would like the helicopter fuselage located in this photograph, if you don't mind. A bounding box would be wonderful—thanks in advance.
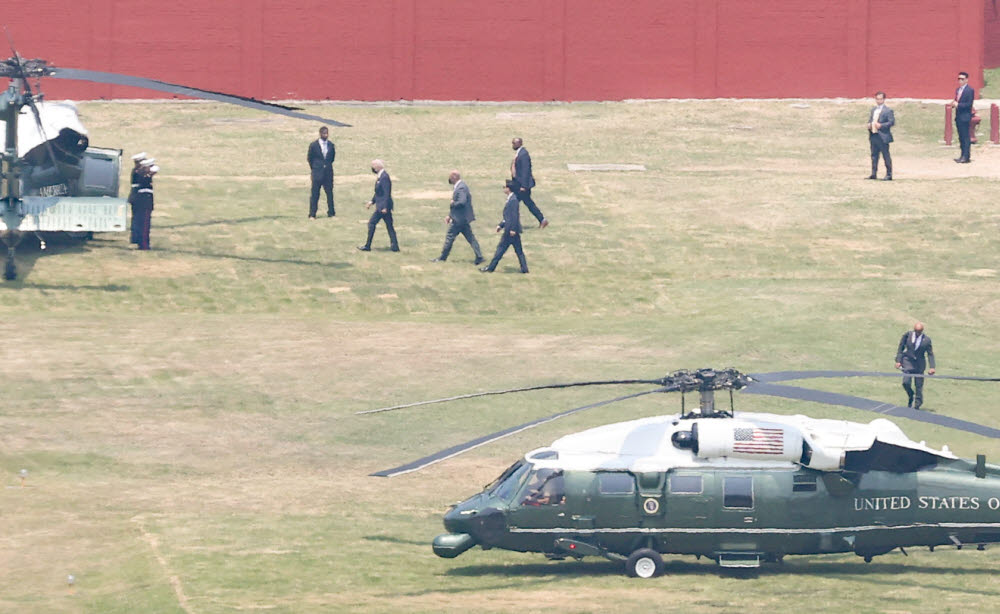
[433,413,1000,574]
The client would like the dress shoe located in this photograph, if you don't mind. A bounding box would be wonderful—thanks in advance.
[866,175,876,180]
[960,159,971,164]
[539,219,549,228]
[882,176,892,181]
[914,402,922,410]
[357,245,371,251]
[473,257,485,265]
[327,213,335,217]
[430,257,444,262]
[479,267,492,273]
[390,246,400,252]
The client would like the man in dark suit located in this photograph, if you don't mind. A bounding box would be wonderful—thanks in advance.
[358,159,399,252]
[432,170,483,264]
[866,91,894,181]
[948,72,975,163]
[510,137,548,228]
[307,126,336,218]
[895,321,936,409]
[481,179,528,274]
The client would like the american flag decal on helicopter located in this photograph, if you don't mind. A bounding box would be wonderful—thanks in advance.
[732,427,784,455]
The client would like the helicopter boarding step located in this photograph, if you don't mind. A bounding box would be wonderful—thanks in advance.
[716,552,761,568]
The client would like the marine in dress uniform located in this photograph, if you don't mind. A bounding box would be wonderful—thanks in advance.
[133,164,158,251]
[128,152,147,244]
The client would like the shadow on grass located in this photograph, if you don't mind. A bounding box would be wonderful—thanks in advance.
[157,215,288,230]
[363,534,430,547]
[2,233,91,284]
[104,244,354,269]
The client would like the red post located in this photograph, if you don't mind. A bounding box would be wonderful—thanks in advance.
[992,104,999,145]
[944,105,953,145]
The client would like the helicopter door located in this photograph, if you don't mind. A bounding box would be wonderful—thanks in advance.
[666,472,710,522]
[507,468,568,530]
[720,475,757,527]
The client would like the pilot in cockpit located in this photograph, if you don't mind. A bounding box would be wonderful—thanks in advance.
[520,469,566,506]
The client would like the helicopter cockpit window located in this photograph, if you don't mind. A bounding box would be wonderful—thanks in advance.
[597,472,635,495]
[723,476,754,509]
[520,468,566,506]
[489,461,531,502]
[669,474,703,494]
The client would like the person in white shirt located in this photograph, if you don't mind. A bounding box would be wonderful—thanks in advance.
[866,91,894,181]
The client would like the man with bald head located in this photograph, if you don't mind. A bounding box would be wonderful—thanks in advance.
[358,159,398,252]
[895,322,936,409]
[510,137,548,228]
[432,170,483,264]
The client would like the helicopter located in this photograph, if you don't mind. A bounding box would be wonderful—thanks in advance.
[0,48,348,280]
[362,368,1000,577]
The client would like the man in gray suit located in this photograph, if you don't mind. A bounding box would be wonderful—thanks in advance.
[866,91,894,181]
[895,321,936,409]
[432,170,484,264]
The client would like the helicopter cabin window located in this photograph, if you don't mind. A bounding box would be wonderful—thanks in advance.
[669,474,703,495]
[597,472,635,495]
[723,476,754,509]
[520,468,566,506]
[793,474,818,492]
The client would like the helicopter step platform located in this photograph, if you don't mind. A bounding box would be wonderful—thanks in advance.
[716,552,761,568]
[0,197,127,232]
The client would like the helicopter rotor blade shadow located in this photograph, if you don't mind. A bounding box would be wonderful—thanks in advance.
[371,386,673,477]
[742,381,1000,438]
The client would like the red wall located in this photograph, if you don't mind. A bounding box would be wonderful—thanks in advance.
[3,0,985,101]
[987,0,1000,67]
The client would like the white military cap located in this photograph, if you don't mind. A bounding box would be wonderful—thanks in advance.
[131,152,148,161]
[140,158,156,167]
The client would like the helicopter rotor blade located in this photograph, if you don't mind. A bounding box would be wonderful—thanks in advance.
[371,386,674,478]
[751,370,1000,383]
[46,67,351,127]
[742,381,1000,438]
[357,379,665,415]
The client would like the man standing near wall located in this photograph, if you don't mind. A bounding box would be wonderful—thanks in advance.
[510,138,548,229]
[948,72,975,163]
[307,126,336,218]
[866,91,894,181]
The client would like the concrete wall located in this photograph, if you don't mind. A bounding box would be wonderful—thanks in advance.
[4,0,985,101]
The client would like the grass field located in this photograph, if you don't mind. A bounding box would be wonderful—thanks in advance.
[2,97,1000,613]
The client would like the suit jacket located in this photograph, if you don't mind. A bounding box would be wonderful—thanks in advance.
[449,180,475,224]
[307,139,336,181]
[896,332,935,372]
[371,170,393,211]
[512,147,536,190]
[955,85,975,122]
[497,192,522,234]
[867,105,895,144]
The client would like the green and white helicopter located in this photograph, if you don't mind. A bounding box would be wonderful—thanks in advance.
[365,368,1000,577]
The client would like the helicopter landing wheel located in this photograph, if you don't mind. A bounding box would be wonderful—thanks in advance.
[626,548,664,578]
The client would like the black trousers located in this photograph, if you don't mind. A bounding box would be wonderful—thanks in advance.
[517,188,544,224]
[364,210,398,250]
[869,133,892,177]
[129,203,139,244]
[486,232,528,273]
[309,171,334,217]
[902,371,925,407]
[956,119,971,160]
[440,222,482,260]
[133,203,153,250]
